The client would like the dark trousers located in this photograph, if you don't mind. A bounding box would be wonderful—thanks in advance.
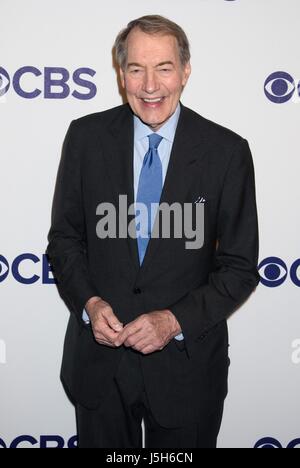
[76,348,224,448]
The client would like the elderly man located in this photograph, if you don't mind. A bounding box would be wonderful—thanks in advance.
[47,15,259,448]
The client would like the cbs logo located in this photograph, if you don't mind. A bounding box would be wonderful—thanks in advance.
[255,437,300,449]
[264,72,300,103]
[258,257,300,287]
[0,66,97,100]
[0,254,55,285]
[0,435,77,449]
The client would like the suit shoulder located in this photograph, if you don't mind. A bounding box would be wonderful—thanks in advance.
[183,106,246,149]
[70,104,130,132]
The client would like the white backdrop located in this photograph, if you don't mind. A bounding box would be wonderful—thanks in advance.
[1,0,299,448]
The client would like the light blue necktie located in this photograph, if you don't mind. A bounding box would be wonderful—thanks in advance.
[136,133,163,265]
[135,133,184,341]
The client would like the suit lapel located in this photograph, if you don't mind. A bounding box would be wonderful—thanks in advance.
[105,105,141,273]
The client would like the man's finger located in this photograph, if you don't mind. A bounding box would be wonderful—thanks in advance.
[115,322,143,346]
[123,331,147,348]
[139,344,156,355]
[94,321,121,343]
[131,338,150,351]
[101,307,123,332]
[96,338,115,348]
[94,328,119,347]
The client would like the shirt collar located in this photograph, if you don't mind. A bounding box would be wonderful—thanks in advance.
[134,103,181,143]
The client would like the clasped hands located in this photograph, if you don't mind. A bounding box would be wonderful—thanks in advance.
[85,296,182,355]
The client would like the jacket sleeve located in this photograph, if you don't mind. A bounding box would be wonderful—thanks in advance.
[169,139,260,346]
[46,121,99,322]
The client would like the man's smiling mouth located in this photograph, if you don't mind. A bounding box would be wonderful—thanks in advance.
[140,97,166,106]
[142,97,164,102]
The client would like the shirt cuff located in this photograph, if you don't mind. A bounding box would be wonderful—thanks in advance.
[174,333,184,341]
[82,309,90,324]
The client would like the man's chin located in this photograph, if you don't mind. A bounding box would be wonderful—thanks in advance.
[136,113,170,130]
[130,102,171,127]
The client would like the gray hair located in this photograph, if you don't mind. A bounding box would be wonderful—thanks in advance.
[114,15,191,70]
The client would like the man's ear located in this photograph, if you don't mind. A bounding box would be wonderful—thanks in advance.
[119,68,126,89]
[182,61,191,87]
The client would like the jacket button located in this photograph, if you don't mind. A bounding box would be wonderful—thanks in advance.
[133,287,142,294]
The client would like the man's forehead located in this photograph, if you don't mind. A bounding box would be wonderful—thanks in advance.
[126,32,180,59]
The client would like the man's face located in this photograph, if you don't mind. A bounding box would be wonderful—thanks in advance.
[120,29,191,131]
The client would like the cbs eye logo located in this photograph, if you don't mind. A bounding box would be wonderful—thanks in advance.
[255,437,300,449]
[264,72,300,103]
[0,255,10,282]
[0,67,10,97]
[258,257,300,287]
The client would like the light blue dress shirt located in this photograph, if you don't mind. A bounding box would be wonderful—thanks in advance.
[133,104,180,202]
[84,103,184,341]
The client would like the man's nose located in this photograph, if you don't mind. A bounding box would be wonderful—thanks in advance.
[142,70,159,94]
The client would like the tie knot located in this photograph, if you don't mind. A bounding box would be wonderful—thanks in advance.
[148,133,163,150]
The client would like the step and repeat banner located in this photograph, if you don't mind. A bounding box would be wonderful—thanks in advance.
[1,0,299,448]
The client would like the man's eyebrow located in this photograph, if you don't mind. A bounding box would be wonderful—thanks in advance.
[126,61,175,69]
[156,61,174,67]
[127,63,143,68]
